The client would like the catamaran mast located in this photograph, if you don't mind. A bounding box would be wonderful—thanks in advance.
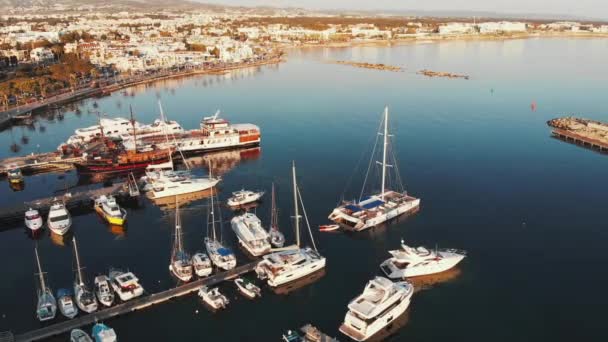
[34,247,46,290]
[380,106,389,200]
[292,161,300,247]
[72,237,84,286]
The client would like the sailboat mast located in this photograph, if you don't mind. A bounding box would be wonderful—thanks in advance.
[210,183,216,241]
[129,105,137,149]
[34,247,46,290]
[175,198,182,252]
[292,161,300,247]
[72,237,84,285]
[381,106,389,200]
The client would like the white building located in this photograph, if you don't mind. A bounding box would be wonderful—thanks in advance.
[438,23,476,35]
[29,47,55,62]
[478,22,527,34]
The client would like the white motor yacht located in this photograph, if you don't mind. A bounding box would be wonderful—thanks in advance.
[339,277,414,341]
[198,286,229,310]
[47,201,72,235]
[109,269,144,301]
[226,189,264,207]
[192,252,213,277]
[25,208,43,231]
[230,213,271,256]
[380,240,466,279]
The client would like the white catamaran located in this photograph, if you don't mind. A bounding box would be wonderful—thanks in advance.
[34,247,57,322]
[72,237,98,313]
[204,188,237,271]
[255,162,326,287]
[328,107,420,231]
[169,200,193,282]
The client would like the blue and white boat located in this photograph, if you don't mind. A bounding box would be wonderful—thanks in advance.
[92,323,117,342]
[57,288,78,319]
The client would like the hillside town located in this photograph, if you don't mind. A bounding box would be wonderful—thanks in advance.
[1,8,607,110]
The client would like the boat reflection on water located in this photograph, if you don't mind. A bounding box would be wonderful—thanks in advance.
[365,311,411,342]
[408,267,463,294]
[150,188,217,209]
[49,230,73,247]
[271,268,326,296]
[185,147,261,176]
[25,226,45,240]
[8,180,25,192]
[108,224,127,238]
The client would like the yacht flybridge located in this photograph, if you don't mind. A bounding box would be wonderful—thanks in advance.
[340,276,414,341]
[328,107,420,231]
[380,240,466,279]
[255,162,326,287]
[230,212,271,257]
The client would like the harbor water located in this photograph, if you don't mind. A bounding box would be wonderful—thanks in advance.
[1,38,607,341]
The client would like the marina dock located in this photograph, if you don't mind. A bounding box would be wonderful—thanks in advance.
[548,117,608,152]
[0,152,82,177]
[14,262,257,342]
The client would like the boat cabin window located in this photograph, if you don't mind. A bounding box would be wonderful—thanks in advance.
[26,213,41,220]
[49,214,69,222]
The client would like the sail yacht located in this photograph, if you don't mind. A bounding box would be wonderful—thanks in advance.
[268,183,285,248]
[72,237,98,313]
[34,247,57,322]
[205,187,237,271]
[169,200,193,282]
[328,107,420,231]
[255,162,326,287]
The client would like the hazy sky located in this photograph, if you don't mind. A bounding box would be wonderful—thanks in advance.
[201,0,607,19]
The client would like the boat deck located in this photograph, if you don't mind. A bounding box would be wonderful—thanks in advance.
[339,324,365,341]
[13,262,257,342]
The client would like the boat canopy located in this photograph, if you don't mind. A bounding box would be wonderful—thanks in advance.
[345,204,362,212]
[361,199,384,210]
[217,247,233,256]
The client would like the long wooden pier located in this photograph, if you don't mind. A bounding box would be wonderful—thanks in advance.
[0,152,82,177]
[551,128,608,152]
[14,262,257,342]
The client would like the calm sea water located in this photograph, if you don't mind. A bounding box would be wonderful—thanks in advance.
[1,38,608,341]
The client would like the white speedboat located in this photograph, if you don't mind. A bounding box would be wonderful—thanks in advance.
[340,277,414,341]
[192,252,213,277]
[70,329,93,342]
[57,288,78,319]
[92,323,117,342]
[227,189,264,207]
[268,183,285,248]
[169,201,193,282]
[231,213,271,256]
[328,107,420,231]
[94,195,127,226]
[94,275,115,307]
[145,171,220,200]
[380,240,466,279]
[25,208,43,231]
[109,268,144,301]
[234,278,261,299]
[198,286,229,310]
[34,247,57,322]
[47,201,72,235]
[205,188,237,271]
[72,237,98,313]
[255,162,326,287]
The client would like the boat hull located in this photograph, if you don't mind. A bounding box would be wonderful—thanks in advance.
[75,158,168,174]
[381,253,465,279]
[329,197,420,231]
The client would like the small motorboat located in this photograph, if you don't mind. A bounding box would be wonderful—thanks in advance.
[319,224,340,232]
[192,252,213,278]
[47,200,72,236]
[25,208,43,231]
[94,275,115,307]
[234,278,261,299]
[94,195,127,226]
[109,268,144,301]
[226,189,264,207]
[57,288,78,319]
[7,166,24,184]
[198,286,229,310]
[70,328,93,342]
[92,323,117,342]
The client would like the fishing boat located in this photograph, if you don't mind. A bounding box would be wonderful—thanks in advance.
[169,200,193,282]
[47,200,72,236]
[7,166,23,184]
[380,240,466,279]
[234,278,261,299]
[34,247,57,322]
[94,275,115,307]
[205,188,237,271]
[72,237,98,313]
[109,268,144,301]
[198,286,229,310]
[319,224,340,232]
[328,107,420,231]
[191,252,213,277]
[25,208,43,231]
[74,146,171,174]
[123,110,261,154]
[230,212,271,256]
[268,183,285,248]
[227,189,264,207]
[94,195,127,226]
[339,277,414,341]
[255,162,326,287]
[57,288,78,319]
[92,323,117,342]
[70,329,93,342]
